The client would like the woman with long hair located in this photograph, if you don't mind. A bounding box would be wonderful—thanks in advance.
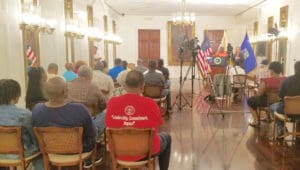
[26,67,48,110]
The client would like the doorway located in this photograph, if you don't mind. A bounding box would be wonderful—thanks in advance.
[138,29,160,67]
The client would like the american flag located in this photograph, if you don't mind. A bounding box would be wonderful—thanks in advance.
[26,46,37,66]
[196,35,212,78]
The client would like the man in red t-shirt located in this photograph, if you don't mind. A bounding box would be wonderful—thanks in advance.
[105,70,171,170]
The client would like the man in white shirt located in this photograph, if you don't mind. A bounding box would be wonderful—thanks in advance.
[92,61,114,100]
[229,59,246,83]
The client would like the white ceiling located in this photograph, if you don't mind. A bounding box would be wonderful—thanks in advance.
[104,0,266,16]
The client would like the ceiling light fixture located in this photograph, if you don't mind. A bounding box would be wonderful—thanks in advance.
[172,0,195,25]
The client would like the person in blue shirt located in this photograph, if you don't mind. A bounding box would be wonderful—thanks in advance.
[108,58,125,80]
[32,77,97,152]
[0,79,43,169]
[63,63,77,82]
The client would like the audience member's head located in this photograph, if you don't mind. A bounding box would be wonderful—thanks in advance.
[114,58,122,66]
[47,63,58,75]
[148,60,157,71]
[94,61,104,71]
[137,59,144,66]
[268,61,282,76]
[158,59,164,68]
[125,70,144,91]
[45,77,67,101]
[78,65,93,80]
[74,60,87,73]
[121,60,128,69]
[65,63,74,71]
[0,79,21,105]
[294,61,300,76]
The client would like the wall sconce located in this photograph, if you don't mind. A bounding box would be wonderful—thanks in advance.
[87,27,104,42]
[64,11,86,39]
[104,33,123,44]
[20,4,56,34]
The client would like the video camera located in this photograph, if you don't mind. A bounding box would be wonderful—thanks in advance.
[178,37,200,58]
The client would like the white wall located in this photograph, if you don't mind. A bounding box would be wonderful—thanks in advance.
[117,15,245,78]
[0,0,25,106]
[238,0,299,75]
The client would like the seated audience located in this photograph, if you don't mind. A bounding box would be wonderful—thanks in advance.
[144,60,171,111]
[0,79,42,169]
[248,61,285,126]
[157,59,172,110]
[270,61,300,138]
[134,59,147,73]
[106,70,171,170]
[63,62,77,82]
[108,58,124,81]
[47,63,60,80]
[67,65,106,135]
[26,67,48,110]
[92,61,114,100]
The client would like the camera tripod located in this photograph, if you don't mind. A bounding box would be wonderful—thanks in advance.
[172,48,198,111]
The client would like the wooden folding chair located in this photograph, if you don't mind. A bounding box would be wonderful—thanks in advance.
[143,85,168,116]
[0,126,40,170]
[273,96,300,142]
[34,127,96,170]
[106,128,156,170]
[231,74,247,101]
[257,88,280,124]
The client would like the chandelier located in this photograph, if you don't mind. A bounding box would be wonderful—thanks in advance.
[172,0,195,25]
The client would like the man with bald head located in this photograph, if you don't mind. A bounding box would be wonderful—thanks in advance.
[67,65,107,135]
[32,77,97,152]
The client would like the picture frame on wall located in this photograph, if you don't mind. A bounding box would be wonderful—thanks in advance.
[167,21,195,65]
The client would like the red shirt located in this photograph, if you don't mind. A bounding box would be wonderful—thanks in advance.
[261,76,286,90]
[105,93,163,161]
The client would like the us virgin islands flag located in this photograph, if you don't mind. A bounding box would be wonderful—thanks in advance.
[241,33,256,73]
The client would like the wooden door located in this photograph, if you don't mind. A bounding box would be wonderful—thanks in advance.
[138,29,160,67]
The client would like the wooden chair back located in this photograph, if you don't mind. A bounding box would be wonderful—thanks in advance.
[232,74,247,88]
[0,126,25,168]
[34,127,83,155]
[106,128,154,169]
[143,85,163,98]
[266,89,280,105]
[284,96,300,116]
